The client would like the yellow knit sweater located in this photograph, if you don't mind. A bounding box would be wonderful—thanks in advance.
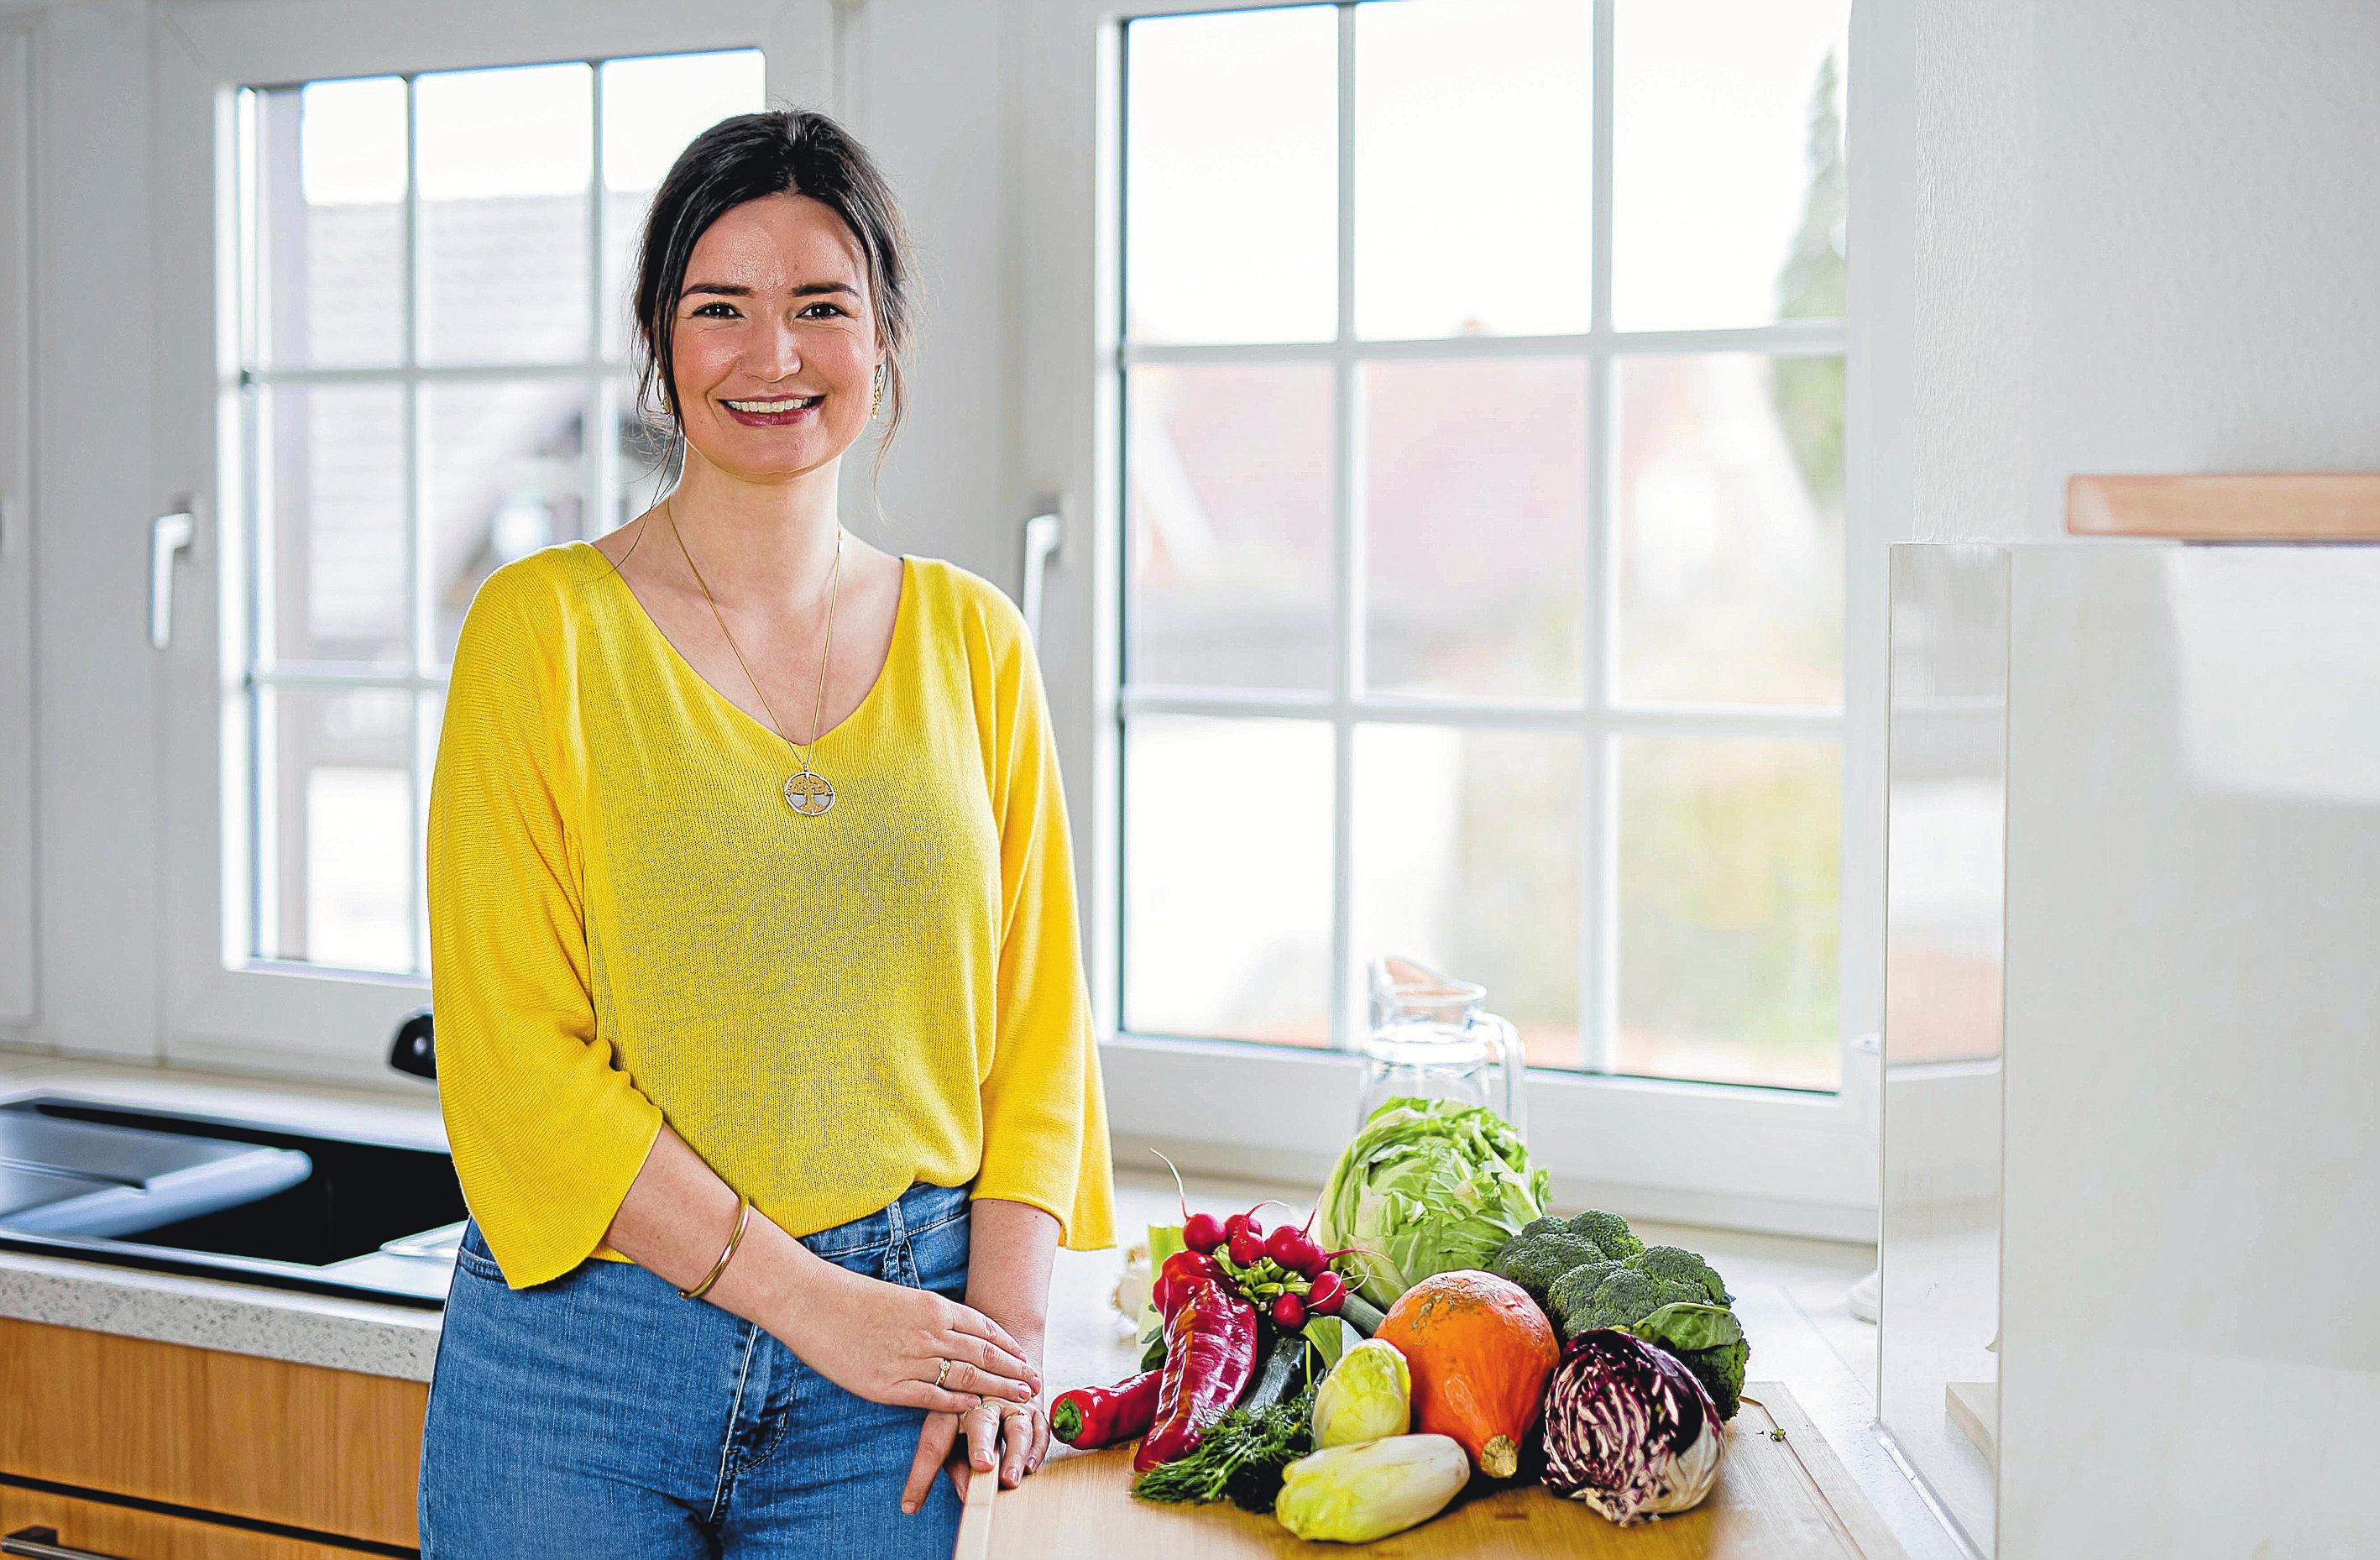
[425,537,1116,1289]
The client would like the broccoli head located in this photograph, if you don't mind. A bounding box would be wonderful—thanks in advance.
[1548,1264,1705,1338]
[1677,1337,1748,1421]
[1487,1227,1606,1308]
[1564,1209,1645,1259]
[1633,1244,1732,1306]
[1628,1300,1750,1421]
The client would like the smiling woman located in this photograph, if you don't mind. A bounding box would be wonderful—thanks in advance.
[418,108,1114,1560]
[629,115,918,505]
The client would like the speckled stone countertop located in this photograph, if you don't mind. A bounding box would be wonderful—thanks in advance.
[0,1050,447,1382]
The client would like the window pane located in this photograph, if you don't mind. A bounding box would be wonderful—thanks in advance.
[1614,736,1840,1090]
[415,687,442,976]
[253,78,405,369]
[1123,8,1337,344]
[599,50,767,360]
[1353,725,1582,1067]
[1123,715,1332,1045]
[1614,353,1843,706]
[258,685,412,973]
[1613,2,1848,331]
[1354,0,1590,339]
[609,376,675,533]
[256,384,406,667]
[1127,362,1333,691]
[424,382,587,667]
[416,63,593,364]
[1363,357,1586,699]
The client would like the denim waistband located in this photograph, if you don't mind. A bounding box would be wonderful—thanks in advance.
[795,1180,972,1260]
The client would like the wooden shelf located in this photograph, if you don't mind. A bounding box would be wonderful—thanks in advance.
[2068,473,2380,540]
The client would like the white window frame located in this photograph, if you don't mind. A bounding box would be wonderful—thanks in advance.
[1018,0,1907,1238]
[149,0,833,1086]
[0,22,32,1029]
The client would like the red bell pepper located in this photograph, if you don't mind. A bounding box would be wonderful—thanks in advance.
[1132,1275,1259,1473]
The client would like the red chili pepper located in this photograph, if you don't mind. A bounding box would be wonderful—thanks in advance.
[1050,1368,1162,1448]
[1131,1276,1259,1473]
[1150,1248,1221,1319]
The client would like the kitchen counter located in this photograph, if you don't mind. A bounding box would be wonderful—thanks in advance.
[0,1048,1960,1558]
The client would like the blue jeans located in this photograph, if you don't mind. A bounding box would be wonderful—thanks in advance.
[418,1180,971,1557]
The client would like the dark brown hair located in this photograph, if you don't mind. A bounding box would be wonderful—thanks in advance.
[627,107,921,505]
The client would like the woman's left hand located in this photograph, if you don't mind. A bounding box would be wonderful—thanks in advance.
[901,1336,1046,1511]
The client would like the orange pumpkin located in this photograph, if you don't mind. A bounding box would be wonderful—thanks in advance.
[1375,1269,1559,1479]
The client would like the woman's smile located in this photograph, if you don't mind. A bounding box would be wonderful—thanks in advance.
[721,393,823,427]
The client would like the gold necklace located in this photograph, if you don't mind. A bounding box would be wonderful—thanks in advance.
[662,497,844,817]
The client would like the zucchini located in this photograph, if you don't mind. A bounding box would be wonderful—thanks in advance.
[1236,1323,1309,1413]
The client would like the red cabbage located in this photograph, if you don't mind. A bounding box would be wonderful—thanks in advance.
[1539,1328,1725,1525]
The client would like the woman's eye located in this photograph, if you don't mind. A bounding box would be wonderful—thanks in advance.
[688,301,846,320]
[692,302,736,318]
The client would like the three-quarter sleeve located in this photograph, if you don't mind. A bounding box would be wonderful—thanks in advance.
[973,606,1117,1251]
[426,568,664,1288]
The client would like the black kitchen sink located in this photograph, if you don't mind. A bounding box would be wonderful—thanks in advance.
[0,1095,466,1309]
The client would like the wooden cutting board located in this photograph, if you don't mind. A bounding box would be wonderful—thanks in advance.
[957,1384,1907,1559]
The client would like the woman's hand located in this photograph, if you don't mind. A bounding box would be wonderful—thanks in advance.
[769,1253,1041,1414]
[902,1332,1046,1512]
[902,1197,1059,1513]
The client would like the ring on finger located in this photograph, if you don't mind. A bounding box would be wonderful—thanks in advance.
[932,1357,953,1390]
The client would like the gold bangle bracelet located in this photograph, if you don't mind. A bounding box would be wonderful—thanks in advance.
[680,1192,752,1301]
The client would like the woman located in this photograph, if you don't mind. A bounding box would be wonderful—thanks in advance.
[416,108,1114,1558]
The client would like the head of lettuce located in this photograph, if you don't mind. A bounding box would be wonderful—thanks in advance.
[1319,1096,1551,1311]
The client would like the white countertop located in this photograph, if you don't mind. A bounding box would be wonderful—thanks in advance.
[0,1045,1959,1557]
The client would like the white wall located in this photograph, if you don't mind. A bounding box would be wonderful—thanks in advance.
[1915,0,2380,543]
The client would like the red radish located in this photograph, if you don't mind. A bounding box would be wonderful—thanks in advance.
[1306,1270,1348,1315]
[1182,1212,1226,1254]
[1271,1291,1307,1328]
[1223,1210,1263,1244]
[1266,1225,1323,1276]
[1227,1227,1265,1266]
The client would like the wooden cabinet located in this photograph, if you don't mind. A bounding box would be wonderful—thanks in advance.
[0,1484,369,1560]
[0,1317,426,1555]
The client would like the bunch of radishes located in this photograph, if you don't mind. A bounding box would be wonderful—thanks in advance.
[1153,1202,1357,1331]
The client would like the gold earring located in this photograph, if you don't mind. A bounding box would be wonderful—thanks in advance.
[871,364,884,421]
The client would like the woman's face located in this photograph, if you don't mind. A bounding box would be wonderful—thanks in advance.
[667,191,881,483]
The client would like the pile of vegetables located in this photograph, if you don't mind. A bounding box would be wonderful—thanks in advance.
[1050,1125,1758,1542]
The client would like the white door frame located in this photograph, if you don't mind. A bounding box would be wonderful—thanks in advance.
[150,0,834,1086]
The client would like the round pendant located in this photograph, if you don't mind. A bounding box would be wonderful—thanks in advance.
[784,769,835,816]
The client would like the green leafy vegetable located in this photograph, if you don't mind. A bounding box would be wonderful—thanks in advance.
[1317,1097,1551,1311]
[1131,1382,1318,1511]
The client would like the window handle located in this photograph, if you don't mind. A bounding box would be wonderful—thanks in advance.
[149,502,195,651]
[1019,506,1061,646]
